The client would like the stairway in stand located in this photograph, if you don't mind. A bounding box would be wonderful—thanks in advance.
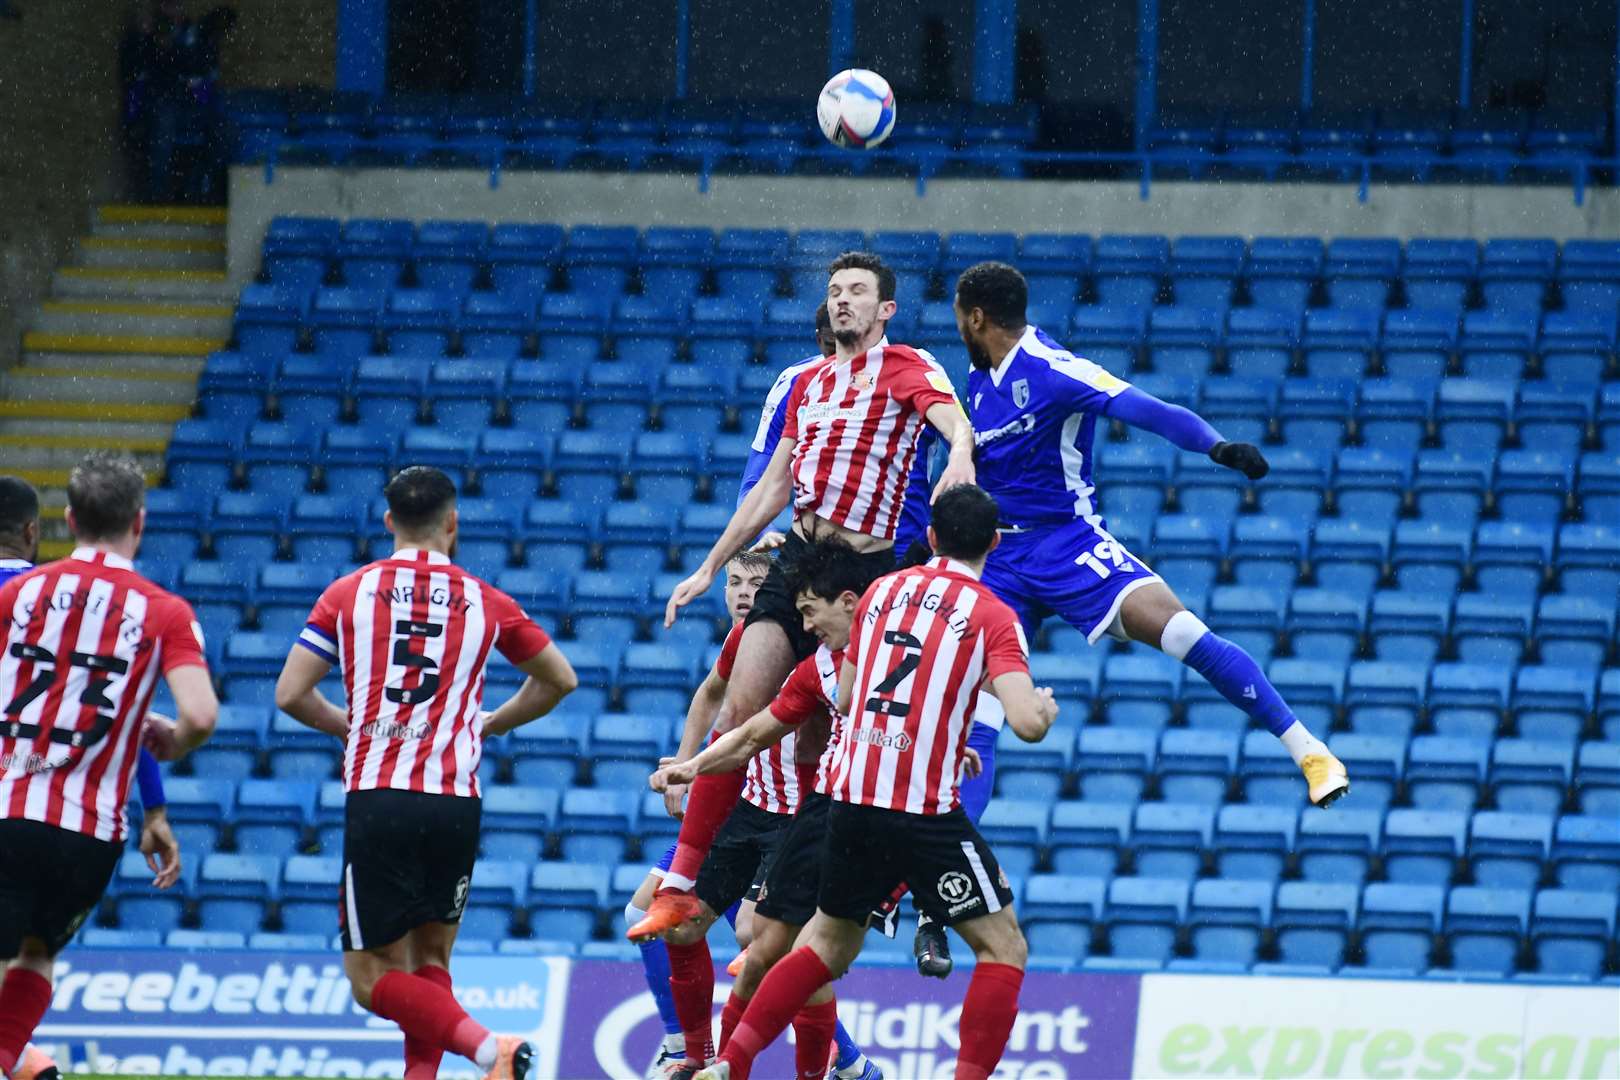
[1,204,230,559]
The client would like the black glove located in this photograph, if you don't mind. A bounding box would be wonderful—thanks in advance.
[1209,441,1269,480]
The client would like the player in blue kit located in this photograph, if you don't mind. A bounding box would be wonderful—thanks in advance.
[948,264,1350,808]
[738,309,1004,981]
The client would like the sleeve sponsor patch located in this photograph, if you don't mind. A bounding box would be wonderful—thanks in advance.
[926,370,959,397]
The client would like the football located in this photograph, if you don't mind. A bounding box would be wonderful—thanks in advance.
[817,68,897,149]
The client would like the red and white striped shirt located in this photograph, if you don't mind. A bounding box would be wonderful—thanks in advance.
[707,620,803,815]
[830,558,1029,815]
[769,644,846,797]
[299,549,552,797]
[781,343,959,540]
[0,548,208,842]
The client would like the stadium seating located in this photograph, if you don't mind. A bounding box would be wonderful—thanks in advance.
[91,218,1618,984]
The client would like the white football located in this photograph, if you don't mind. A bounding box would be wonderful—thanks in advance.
[817,69,897,149]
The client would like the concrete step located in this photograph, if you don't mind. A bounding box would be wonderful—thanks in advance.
[90,221,226,243]
[32,300,233,339]
[22,333,223,359]
[0,400,192,424]
[0,417,174,444]
[0,442,166,472]
[0,369,198,405]
[53,267,235,303]
[36,538,76,560]
[20,351,207,377]
[8,467,159,491]
[97,204,228,228]
[76,237,226,271]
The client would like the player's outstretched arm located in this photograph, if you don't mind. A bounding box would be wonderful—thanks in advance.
[925,401,976,501]
[666,437,795,627]
[144,665,219,761]
[483,643,579,736]
[139,804,182,889]
[659,663,730,816]
[651,707,794,790]
[988,671,1060,743]
[273,647,348,740]
[1105,387,1270,480]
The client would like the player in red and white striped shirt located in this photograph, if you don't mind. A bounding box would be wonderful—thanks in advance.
[274,467,577,1080]
[696,487,1060,1080]
[0,453,218,1079]
[636,251,978,941]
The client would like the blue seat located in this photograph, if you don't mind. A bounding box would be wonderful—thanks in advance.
[199,853,281,903]
[528,862,610,909]
[1189,879,1273,965]
[1469,811,1551,890]
[1106,877,1187,964]
[1156,730,1238,805]
[1532,890,1616,979]
[1383,809,1468,886]
[1552,816,1620,891]
[1274,882,1358,969]
[1223,308,1299,380]
[1576,743,1620,819]
[1214,804,1296,884]
[1459,310,1536,380]
[1132,803,1214,880]
[1327,733,1405,808]
[1297,809,1382,886]
[414,220,488,294]
[382,289,456,356]
[1490,739,1575,816]
[1302,308,1377,378]
[1446,886,1531,976]
[1357,882,1443,973]
[1323,237,1400,309]
[1048,801,1131,877]
[1168,235,1243,308]
[1406,736,1489,812]
[1451,593,1532,667]
[118,896,185,935]
[1245,237,1322,313]
[261,216,337,288]
[1401,239,1477,314]
[1238,729,1300,807]
[481,787,558,832]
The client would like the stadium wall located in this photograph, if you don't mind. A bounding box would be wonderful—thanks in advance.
[31,948,1620,1078]
[227,165,1620,287]
[0,0,124,370]
[221,0,339,90]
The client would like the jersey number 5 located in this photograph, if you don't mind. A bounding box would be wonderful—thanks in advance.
[864,629,923,718]
[3,642,129,749]
[385,619,443,706]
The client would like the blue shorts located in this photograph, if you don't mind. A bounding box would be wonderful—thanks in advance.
[959,720,998,823]
[982,520,1163,644]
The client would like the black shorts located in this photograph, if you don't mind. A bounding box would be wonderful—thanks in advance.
[0,818,121,956]
[340,788,481,951]
[695,800,790,916]
[753,791,831,927]
[746,532,895,661]
[818,802,1016,927]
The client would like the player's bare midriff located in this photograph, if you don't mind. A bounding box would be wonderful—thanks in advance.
[791,509,893,555]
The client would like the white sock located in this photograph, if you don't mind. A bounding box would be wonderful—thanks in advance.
[474,1034,499,1068]
[662,871,696,892]
[835,1055,870,1079]
[663,1032,686,1055]
[1278,720,1328,766]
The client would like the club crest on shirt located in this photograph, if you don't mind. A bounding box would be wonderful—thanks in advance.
[852,371,875,391]
[1012,379,1030,408]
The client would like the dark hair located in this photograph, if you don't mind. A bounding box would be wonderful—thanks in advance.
[385,466,458,533]
[814,302,831,331]
[827,251,896,303]
[66,452,146,541]
[955,261,1028,331]
[930,484,1001,561]
[0,476,40,542]
[727,548,774,577]
[784,538,884,604]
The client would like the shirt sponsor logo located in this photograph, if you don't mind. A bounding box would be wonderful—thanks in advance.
[937,871,972,904]
[359,719,430,740]
[973,412,1038,448]
[850,726,913,751]
[803,402,869,424]
[0,750,60,774]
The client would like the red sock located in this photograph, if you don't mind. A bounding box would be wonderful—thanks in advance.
[403,965,453,1080]
[665,767,748,886]
[954,962,1025,1080]
[718,991,749,1053]
[0,968,52,1073]
[792,998,839,1080]
[370,970,491,1061]
[666,938,716,1062]
[721,947,831,1080]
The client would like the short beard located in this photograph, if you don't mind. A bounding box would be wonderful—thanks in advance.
[968,342,994,370]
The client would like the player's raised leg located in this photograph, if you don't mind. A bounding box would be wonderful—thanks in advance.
[1118,582,1349,807]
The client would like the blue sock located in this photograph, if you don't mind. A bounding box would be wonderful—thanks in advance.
[1183,630,1297,736]
[635,937,683,1036]
[834,1019,863,1070]
[724,901,740,928]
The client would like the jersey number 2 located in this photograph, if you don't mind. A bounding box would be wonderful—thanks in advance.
[385,619,443,706]
[3,642,128,748]
[864,629,923,718]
